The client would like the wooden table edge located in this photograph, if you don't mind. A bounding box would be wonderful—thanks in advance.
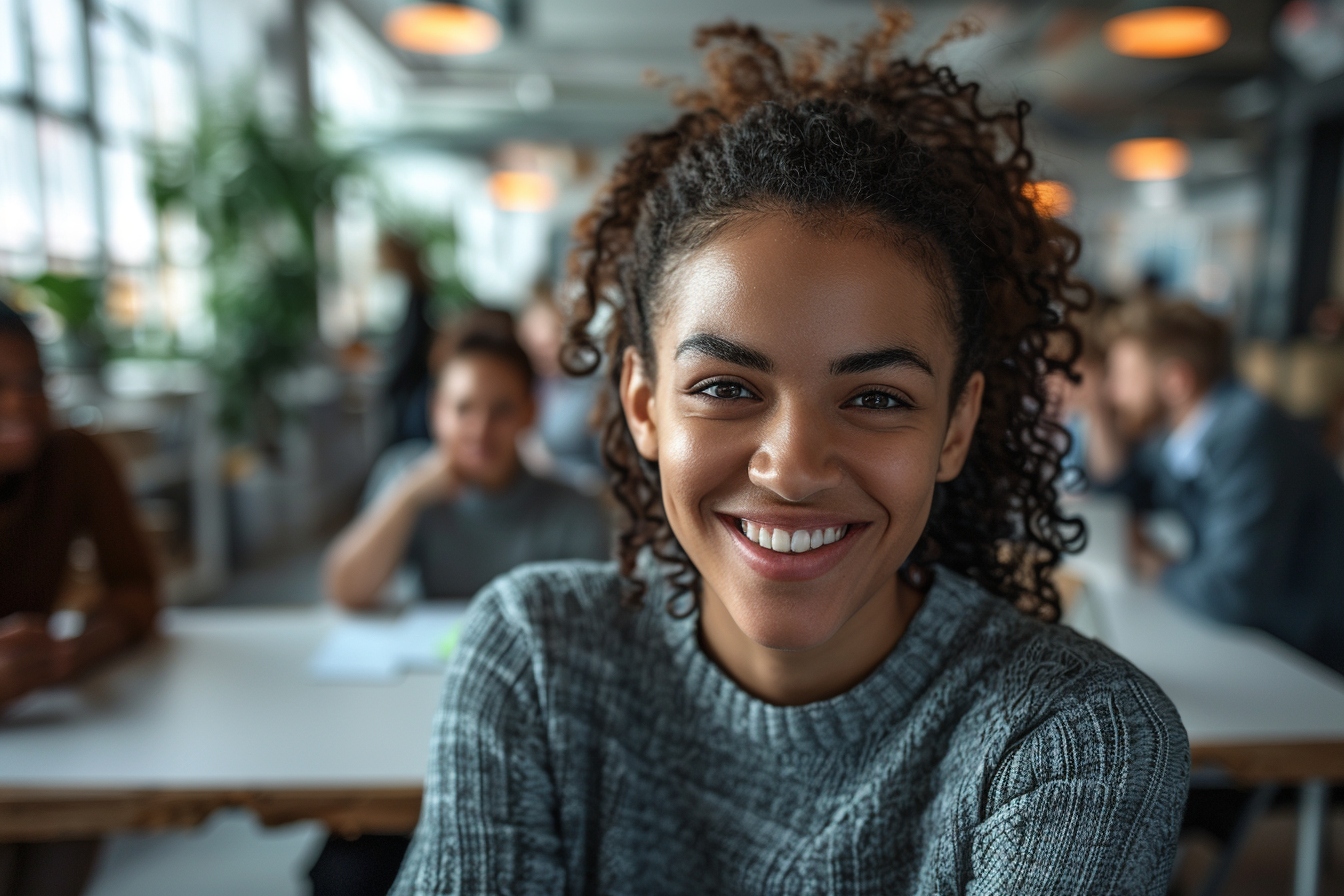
[3,740,1340,841]
[0,785,423,842]
[1190,740,1344,785]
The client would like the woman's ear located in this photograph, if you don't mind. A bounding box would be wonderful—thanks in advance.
[619,347,659,462]
[935,371,984,482]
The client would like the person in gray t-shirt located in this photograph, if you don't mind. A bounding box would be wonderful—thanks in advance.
[313,325,610,896]
[323,326,609,607]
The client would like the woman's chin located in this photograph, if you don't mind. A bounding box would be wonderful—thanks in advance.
[723,593,848,652]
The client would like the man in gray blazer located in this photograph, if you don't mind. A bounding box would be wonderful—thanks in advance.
[1085,300,1344,675]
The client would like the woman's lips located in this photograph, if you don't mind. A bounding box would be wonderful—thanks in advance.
[717,513,865,582]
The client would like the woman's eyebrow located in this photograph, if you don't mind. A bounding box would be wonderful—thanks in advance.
[830,346,933,377]
[674,334,774,373]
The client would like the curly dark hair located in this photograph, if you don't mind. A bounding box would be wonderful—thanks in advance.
[562,11,1090,621]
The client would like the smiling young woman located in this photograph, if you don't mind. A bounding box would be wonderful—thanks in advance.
[391,14,1189,896]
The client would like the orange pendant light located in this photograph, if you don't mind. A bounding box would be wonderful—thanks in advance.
[489,171,557,213]
[1109,137,1190,181]
[1103,6,1230,59]
[384,3,502,56]
[1022,180,1074,217]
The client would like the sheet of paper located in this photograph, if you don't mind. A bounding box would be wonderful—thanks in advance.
[308,603,469,683]
[308,621,404,683]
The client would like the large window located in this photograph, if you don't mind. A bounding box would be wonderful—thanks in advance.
[0,0,199,338]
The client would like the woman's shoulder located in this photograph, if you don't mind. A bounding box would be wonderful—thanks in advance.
[934,569,1185,746]
[40,428,124,486]
[931,571,1188,837]
[362,439,433,504]
[447,561,644,713]
[464,560,629,644]
[46,426,104,461]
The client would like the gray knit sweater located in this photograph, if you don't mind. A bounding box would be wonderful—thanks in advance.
[392,561,1188,895]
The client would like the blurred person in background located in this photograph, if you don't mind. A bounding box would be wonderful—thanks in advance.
[1308,299,1344,466]
[1084,299,1344,675]
[378,233,436,447]
[325,320,610,608]
[516,281,605,493]
[313,321,609,896]
[0,302,160,896]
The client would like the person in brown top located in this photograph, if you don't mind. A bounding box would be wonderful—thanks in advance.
[0,302,159,896]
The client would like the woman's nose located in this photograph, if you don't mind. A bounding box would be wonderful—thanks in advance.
[457,410,490,440]
[747,402,843,502]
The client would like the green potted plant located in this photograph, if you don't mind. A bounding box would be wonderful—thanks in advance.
[149,92,355,456]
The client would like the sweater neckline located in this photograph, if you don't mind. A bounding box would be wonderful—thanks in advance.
[654,569,986,754]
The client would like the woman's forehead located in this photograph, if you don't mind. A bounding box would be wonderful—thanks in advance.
[440,353,529,397]
[654,216,958,376]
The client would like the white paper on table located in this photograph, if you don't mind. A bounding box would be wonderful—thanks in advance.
[308,603,469,683]
[308,621,404,683]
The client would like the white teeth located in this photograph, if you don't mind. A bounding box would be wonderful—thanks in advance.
[738,520,849,554]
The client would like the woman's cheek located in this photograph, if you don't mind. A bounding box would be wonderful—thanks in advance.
[658,415,749,538]
[847,432,940,536]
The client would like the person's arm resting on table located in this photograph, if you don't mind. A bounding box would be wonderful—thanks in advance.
[67,436,160,675]
[325,450,458,610]
[0,617,63,705]
[1080,388,1136,490]
[0,437,159,705]
[968,677,1189,895]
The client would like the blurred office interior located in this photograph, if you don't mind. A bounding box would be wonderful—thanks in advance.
[2,0,1344,893]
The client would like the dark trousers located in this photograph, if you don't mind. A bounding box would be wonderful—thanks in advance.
[308,834,411,896]
[1184,784,1344,842]
[0,840,101,896]
[1182,787,1258,841]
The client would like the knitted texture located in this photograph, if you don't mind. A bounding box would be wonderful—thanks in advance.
[393,561,1189,895]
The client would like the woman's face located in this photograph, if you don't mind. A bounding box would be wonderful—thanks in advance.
[432,354,535,489]
[621,214,982,652]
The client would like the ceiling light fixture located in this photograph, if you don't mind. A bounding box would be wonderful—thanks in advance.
[1103,6,1230,58]
[1022,180,1074,217]
[1109,137,1190,181]
[384,3,502,56]
[489,171,557,213]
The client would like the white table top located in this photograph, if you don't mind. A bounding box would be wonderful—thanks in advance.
[1062,495,1344,747]
[4,508,1342,795]
[0,606,448,790]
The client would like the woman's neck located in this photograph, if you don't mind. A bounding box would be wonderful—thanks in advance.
[697,576,924,706]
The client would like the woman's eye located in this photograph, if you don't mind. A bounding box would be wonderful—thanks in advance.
[849,391,906,410]
[700,382,752,400]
